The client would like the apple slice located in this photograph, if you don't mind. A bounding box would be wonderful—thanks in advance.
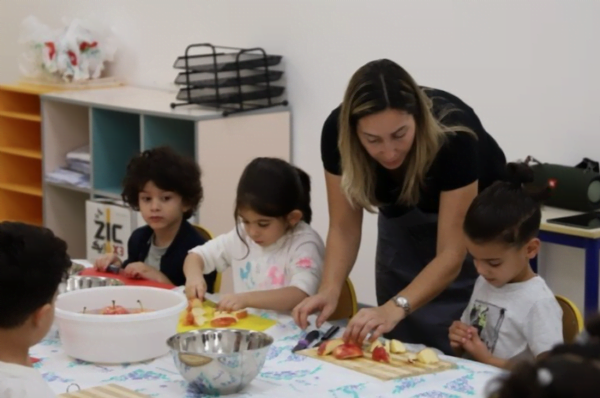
[210,314,238,328]
[372,346,391,363]
[405,353,418,364]
[191,307,205,317]
[368,339,383,353]
[189,298,203,308]
[390,339,407,354]
[332,343,363,360]
[317,338,344,356]
[182,311,195,326]
[417,348,439,364]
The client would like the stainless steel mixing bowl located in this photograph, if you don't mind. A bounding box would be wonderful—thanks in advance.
[58,275,124,294]
[167,329,274,395]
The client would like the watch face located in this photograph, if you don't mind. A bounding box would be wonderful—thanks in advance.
[395,297,409,312]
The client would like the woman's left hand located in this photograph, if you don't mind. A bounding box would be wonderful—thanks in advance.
[343,300,406,344]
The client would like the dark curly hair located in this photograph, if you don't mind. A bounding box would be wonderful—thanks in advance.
[0,222,71,328]
[121,146,203,219]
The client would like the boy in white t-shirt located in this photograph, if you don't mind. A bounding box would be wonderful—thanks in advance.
[0,222,71,397]
[449,163,563,369]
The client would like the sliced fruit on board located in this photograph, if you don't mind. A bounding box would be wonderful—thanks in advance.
[317,338,344,356]
[189,298,203,308]
[417,348,440,364]
[210,314,238,328]
[390,339,407,354]
[182,311,196,326]
[368,339,383,353]
[372,346,391,363]
[233,309,248,319]
[405,353,418,364]
[333,343,363,360]
[191,307,206,317]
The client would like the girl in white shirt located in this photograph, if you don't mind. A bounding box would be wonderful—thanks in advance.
[184,157,324,312]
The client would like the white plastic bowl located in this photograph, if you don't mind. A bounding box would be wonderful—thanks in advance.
[55,286,187,364]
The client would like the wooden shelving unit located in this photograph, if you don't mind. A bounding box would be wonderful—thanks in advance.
[41,86,291,259]
[0,84,57,226]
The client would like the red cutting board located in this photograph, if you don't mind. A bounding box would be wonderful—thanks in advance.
[79,269,175,289]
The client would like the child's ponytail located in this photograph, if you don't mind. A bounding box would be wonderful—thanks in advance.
[294,167,312,224]
[505,162,552,204]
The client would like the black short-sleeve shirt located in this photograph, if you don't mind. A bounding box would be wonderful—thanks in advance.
[321,87,506,218]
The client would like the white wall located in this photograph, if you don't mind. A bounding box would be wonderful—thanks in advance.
[1,0,598,309]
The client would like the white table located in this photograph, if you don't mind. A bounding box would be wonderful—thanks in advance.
[35,293,504,398]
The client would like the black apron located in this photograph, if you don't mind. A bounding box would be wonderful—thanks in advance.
[375,208,478,355]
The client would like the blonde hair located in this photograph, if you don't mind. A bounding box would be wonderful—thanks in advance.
[338,59,475,212]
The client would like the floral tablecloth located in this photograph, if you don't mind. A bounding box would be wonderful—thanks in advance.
[35,284,504,397]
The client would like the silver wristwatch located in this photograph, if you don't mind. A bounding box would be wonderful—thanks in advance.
[393,296,411,314]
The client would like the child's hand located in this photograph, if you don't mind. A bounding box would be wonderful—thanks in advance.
[449,321,473,349]
[462,327,492,362]
[185,276,207,300]
[123,262,160,281]
[94,253,121,272]
[217,293,248,312]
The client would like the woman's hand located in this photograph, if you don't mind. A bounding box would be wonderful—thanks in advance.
[343,300,405,344]
[94,253,120,272]
[185,276,207,300]
[292,290,340,329]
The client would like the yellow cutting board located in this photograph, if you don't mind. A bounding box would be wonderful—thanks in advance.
[176,300,276,333]
[59,384,150,397]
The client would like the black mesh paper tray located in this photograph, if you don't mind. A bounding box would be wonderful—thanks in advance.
[176,85,285,105]
[175,69,283,88]
[173,53,282,73]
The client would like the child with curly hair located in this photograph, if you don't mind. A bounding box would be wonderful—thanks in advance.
[94,146,216,290]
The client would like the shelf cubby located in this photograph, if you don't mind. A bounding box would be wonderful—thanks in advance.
[0,153,42,196]
[0,117,42,159]
[42,101,89,181]
[142,115,195,159]
[0,83,58,225]
[92,108,140,196]
[45,183,88,258]
[0,88,41,121]
[0,189,42,226]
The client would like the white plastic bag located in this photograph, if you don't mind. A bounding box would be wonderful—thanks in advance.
[18,16,117,82]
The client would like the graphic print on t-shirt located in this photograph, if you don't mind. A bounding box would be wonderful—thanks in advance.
[468,300,506,353]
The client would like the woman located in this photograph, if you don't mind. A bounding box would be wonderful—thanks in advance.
[292,59,506,354]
